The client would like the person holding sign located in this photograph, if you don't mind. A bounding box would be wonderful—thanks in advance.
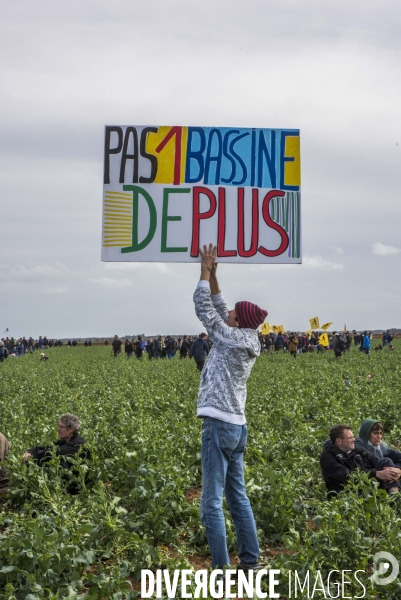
[193,244,267,571]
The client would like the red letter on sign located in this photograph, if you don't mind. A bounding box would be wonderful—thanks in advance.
[259,190,289,257]
[237,188,259,258]
[217,188,237,257]
[191,187,217,257]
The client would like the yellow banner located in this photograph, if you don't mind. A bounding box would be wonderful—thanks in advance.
[260,322,270,335]
[321,322,332,331]
[319,333,329,346]
[272,325,280,334]
[309,317,320,329]
[278,325,285,334]
[306,330,312,337]
[344,324,347,332]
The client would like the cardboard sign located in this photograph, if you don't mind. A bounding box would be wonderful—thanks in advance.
[102,126,301,263]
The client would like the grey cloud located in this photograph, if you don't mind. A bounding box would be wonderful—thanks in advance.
[0,263,75,284]
[372,242,400,256]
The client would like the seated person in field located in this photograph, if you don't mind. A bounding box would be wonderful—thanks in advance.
[23,413,90,494]
[40,353,49,361]
[0,432,10,494]
[320,424,401,499]
[355,420,401,466]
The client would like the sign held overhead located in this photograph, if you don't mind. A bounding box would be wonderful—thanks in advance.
[102,125,301,264]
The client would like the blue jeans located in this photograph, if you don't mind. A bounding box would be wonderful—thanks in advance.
[200,417,259,568]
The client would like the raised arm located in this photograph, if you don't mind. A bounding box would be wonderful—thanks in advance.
[199,244,217,283]
[210,263,220,296]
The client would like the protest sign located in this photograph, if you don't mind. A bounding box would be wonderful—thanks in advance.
[260,322,270,335]
[102,126,301,263]
[319,333,329,346]
[320,322,332,331]
[309,317,320,330]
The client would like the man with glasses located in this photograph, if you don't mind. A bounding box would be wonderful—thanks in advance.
[320,424,401,498]
[23,414,90,493]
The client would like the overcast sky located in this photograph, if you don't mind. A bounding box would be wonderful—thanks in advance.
[1,0,400,338]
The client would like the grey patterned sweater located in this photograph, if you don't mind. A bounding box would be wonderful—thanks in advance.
[193,281,261,424]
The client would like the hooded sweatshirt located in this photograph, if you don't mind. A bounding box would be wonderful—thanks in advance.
[193,281,261,424]
[355,419,401,467]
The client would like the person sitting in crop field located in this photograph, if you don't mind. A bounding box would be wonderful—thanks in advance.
[23,413,91,494]
[320,424,401,499]
[355,420,401,466]
[0,432,10,494]
[193,244,268,571]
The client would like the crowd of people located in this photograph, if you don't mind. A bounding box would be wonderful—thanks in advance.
[0,329,395,365]
[258,329,395,356]
[110,334,211,371]
[0,336,65,358]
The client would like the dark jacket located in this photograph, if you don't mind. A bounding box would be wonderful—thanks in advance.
[356,419,401,467]
[29,434,89,467]
[154,339,162,355]
[29,434,90,494]
[0,347,8,362]
[332,336,345,354]
[190,337,209,362]
[320,443,380,496]
[165,338,176,353]
[274,334,284,349]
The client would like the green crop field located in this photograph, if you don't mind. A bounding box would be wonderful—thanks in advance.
[0,342,400,599]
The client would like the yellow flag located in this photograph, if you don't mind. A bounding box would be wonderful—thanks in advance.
[320,322,332,331]
[272,325,280,334]
[319,333,329,346]
[306,330,312,337]
[309,317,320,330]
[344,324,347,332]
[260,322,270,335]
[278,325,285,334]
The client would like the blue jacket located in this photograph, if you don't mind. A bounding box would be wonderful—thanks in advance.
[362,335,370,349]
[190,337,209,362]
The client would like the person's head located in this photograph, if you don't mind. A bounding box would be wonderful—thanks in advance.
[57,413,81,442]
[330,425,355,452]
[358,419,384,445]
[369,422,384,445]
[199,332,207,339]
[226,308,239,328]
[231,301,268,330]
[113,335,118,340]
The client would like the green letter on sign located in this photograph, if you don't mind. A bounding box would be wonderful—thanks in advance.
[121,185,157,253]
[161,188,190,252]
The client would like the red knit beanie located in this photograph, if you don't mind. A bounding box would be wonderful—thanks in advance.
[235,301,268,330]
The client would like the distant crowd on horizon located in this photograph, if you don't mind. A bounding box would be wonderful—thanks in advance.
[0,329,396,363]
